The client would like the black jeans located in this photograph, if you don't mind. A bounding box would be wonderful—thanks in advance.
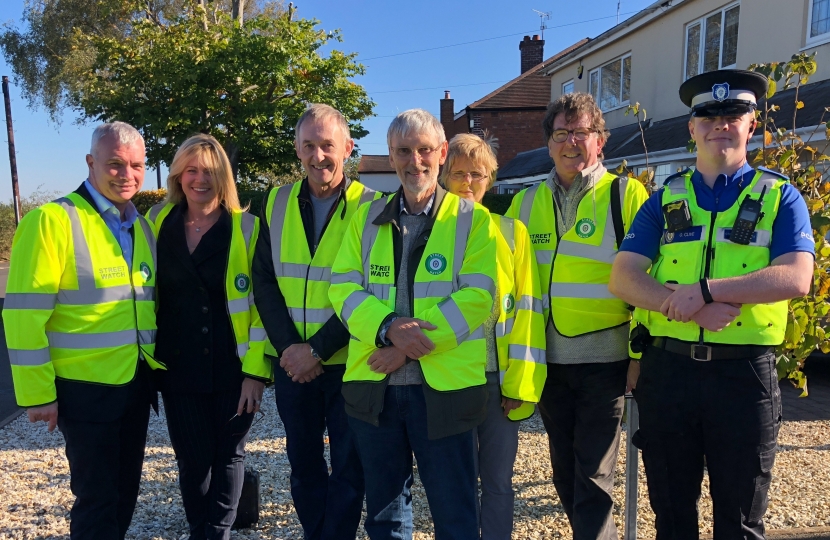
[633,348,782,540]
[537,360,628,540]
[162,389,254,540]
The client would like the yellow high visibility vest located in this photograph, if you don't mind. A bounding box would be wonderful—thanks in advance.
[493,215,547,421]
[147,203,271,380]
[507,172,649,336]
[329,192,497,391]
[265,179,378,364]
[4,192,160,408]
[633,168,788,345]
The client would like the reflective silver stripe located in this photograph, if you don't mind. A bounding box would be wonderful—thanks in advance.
[468,326,485,341]
[307,266,331,282]
[237,343,249,358]
[331,271,363,285]
[549,283,617,299]
[341,289,372,325]
[460,273,496,296]
[452,198,475,285]
[136,215,157,270]
[366,283,392,302]
[716,227,771,248]
[147,203,165,223]
[535,249,553,265]
[133,286,155,302]
[269,186,294,275]
[541,294,550,310]
[4,293,57,310]
[413,281,453,298]
[438,298,471,343]
[277,262,308,279]
[361,199,389,287]
[287,307,334,324]
[59,285,133,305]
[359,186,377,206]
[516,295,544,314]
[138,329,156,345]
[248,293,255,306]
[498,216,515,252]
[56,198,97,293]
[519,184,540,226]
[508,344,546,364]
[666,176,687,195]
[556,240,617,264]
[499,369,506,385]
[495,318,514,338]
[241,212,256,250]
[9,348,51,366]
[249,327,267,341]
[48,329,137,349]
[753,173,778,194]
[228,297,250,315]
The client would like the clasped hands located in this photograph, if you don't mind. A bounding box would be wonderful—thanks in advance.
[659,281,741,332]
[367,317,437,374]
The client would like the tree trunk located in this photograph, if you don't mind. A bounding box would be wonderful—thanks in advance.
[232,0,244,25]
[224,140,240,181]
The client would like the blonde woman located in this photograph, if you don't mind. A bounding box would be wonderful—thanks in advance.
[441,134,546,539]
[147,134,271,539]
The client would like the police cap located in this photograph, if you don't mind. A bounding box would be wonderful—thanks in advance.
[679,69,768,117]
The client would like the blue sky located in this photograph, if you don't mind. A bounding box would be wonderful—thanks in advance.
[0,0,655,200]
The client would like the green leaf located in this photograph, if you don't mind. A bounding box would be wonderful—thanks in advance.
[766,78,777,99]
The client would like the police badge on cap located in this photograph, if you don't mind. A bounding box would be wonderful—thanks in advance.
[679,69,768,117]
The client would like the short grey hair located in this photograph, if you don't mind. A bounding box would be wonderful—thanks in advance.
[90,122,144,157]
[387,109,446,147]
[294,103,351,145]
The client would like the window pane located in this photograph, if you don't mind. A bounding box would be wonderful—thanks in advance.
[686,23,701,79]
[590,71,599,100]
[600,59,622,111]
[703,12,721,72]
[622,56,631,102]
[813,0,830,37]
[722,6,739,66]
[563,81,575,94]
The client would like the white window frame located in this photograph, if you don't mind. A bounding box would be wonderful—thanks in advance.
[683,2,740,80]
[587,54,631,113]
[807,0,830,48]
[562,79,575,95]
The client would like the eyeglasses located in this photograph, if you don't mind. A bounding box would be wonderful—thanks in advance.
[550,129,597,143]
[392,146,440,159]
[449,170,489,183]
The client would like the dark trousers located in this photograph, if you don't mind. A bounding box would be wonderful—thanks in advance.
[634,348,781,540]
[537,360,628,540]
[162,389,253,540]
[57,384,152,540]
[272,361,364,540]
[348,384,479,540]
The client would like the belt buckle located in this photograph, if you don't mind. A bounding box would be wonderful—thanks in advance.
[691,344,712,361]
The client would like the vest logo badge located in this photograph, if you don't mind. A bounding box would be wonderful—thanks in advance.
[503,293,515,314]
[576,218,596,238]
[425,254,447,275]
[235,273,250,293]
[139,262,152,282]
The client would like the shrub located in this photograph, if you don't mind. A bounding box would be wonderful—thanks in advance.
[0,187,60,260]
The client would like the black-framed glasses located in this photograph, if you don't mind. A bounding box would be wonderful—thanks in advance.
[224,410,266,436]
[550,129,597,143]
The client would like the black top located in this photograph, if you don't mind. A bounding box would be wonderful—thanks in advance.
[155,203,242,394]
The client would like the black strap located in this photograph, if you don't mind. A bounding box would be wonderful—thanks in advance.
[610,177,625,249]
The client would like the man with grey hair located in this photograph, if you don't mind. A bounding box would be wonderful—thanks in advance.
[253,104,373,539]
[3,121,160,539]
[329,109,498,538]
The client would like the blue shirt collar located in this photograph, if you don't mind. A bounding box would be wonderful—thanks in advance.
[84,178,138,226]
[690,162,755,192]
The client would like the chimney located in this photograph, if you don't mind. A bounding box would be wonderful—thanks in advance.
[519,35,545,74]
[440,90,455,139]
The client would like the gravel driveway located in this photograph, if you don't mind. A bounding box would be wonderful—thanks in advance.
[1,388,827,539]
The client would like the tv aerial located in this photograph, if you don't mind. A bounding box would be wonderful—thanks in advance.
[532,9,551,40]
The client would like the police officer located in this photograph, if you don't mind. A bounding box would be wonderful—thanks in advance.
[329,109,497,539]
[506,92,649,540]
[3,122,162,539]
[252,104,373,540]
[609,70,814,540]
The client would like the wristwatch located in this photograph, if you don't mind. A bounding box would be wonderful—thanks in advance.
[309,346,323,362]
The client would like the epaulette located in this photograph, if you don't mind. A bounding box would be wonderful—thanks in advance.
[756,166,789,180]
[663,167,691,186]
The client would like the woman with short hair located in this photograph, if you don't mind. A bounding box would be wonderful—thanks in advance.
[147,133,271,539]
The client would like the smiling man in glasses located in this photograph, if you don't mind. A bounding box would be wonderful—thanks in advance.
[506,92,649,540]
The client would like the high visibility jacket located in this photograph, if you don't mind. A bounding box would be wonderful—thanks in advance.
[506,171,649,337]
[493,215,547,421]
[4,191,160,408]
[632,168,788,345]
[147,203,271,380]
[265,179,379,364]
[330,191,497,392]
